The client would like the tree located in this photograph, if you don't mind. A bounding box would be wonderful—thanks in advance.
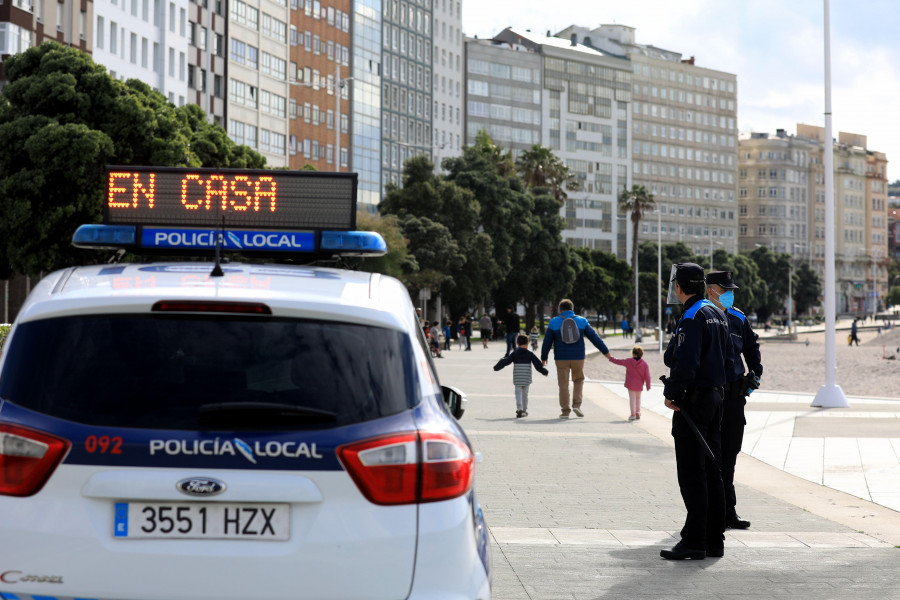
[352,211,416,282]
[0,42,265,277]
[792,262,822,316]
[746,246,790,323]
[515,144,577,204]
[379,154,496,319]
[618,185,655,332]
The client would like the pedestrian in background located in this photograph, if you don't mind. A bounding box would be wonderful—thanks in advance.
[504,306,521,356]
[464,314,473,351]
[621,317,630,339]
[850,319,860,346]
[540,298,610,418]
[494,334,549,418]
[606,345,652,421]
[442,320,452,351]
[660,263,732,560]
[706,270,762,530]
[457,317,467,350]
[479,313,493,349]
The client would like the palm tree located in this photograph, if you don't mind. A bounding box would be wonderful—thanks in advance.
[515,144,578,204]
[618,184,655,339]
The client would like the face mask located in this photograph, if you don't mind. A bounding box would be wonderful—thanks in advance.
[718,290,734,310]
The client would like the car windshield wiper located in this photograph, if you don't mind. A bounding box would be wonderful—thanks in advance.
[197,402,338,429]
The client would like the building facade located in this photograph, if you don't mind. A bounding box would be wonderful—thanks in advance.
[473,28,631,257]
[738,124,889,315]
[561,24,739,260]
[430,0,460,170]
[1,0,91,72]
[288,0,351,171]
[379,0,432,190]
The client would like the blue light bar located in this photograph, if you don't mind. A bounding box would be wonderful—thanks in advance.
[320,231,387,256]
[72,224,137,248]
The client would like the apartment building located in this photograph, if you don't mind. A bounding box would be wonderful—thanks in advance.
[1,0,90,72]
[430,0,461,170]
[738,124,889,315]
[93,0,189,104]
[561,24,739,259]
[380,0,432,190]
[288,0,351,171]
[472,28,632,257]
[463,35,542,157]
[187,0,226,126]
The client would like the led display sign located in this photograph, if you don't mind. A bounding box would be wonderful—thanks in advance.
[104,166,357,230]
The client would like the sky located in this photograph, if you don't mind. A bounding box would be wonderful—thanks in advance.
[461,0,900,182]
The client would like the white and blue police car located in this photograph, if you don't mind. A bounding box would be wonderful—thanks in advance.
[0,167,490,600]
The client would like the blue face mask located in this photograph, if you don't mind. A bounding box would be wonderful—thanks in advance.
[718,290,734,310]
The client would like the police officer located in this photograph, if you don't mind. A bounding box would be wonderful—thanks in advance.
[660,263,733,560]
[706,270,762,530]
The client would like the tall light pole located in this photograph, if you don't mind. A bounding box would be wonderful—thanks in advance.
[812,0,849,408]
[657,205,662,353]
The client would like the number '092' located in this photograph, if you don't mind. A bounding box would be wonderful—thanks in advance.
[84,435,123,454]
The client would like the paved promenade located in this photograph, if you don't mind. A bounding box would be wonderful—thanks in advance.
[435,338,900,600]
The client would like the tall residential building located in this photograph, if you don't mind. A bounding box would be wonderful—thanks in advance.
[2,0,90,73]
[93,0,189,104]
[224,0,290,166]
[474,28,632,257]
[463,35,542,156]
[430,0,461,170]
[561,24,739,259]
[380,0,432,189]
[288,0,351,171]
[349,0,382,207]
[187,0,227,126]
[738,124,889,315]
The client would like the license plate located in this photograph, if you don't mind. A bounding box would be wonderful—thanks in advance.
[114,502,290,540]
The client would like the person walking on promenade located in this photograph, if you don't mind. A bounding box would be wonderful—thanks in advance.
[621,317,630,339]
[442,320,452,351]
[850,318,860,346]
[457,316,467,350]
[494,334,549,418]
[540,298,610,418]
[660,263,732,560]
[706,271,762,530]
[464,314,473,351]
[504,306,521,356]
[607,345,652,421]
[479,313,493,349]
[529,326,539,351]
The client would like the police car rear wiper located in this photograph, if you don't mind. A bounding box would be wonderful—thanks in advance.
[197,402,338,428]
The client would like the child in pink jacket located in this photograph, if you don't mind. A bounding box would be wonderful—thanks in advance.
[607,345,652,421]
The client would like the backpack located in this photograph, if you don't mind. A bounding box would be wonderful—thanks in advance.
[560,317,581,344]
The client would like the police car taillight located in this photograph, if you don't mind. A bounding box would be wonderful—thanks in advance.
[0,424,70,497]
[338,432,474,505]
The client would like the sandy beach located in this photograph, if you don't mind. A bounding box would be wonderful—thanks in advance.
[586,322,900,401]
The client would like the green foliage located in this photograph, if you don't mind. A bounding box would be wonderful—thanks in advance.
[0,324,9,348]
[0,41,265,277]
[352,211,416,281]
[792,263,822,316]
[887,286,900,307]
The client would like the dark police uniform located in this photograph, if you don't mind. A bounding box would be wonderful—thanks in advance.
[663,284,733,556]
[721,304,762,524]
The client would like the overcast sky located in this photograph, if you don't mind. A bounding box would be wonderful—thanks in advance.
[461,0,900,182]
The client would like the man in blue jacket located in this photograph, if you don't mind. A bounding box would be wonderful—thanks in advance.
[541,298,610,418]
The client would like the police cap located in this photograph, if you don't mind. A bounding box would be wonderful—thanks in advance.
[706,270,739,289]
[671,262,705,286]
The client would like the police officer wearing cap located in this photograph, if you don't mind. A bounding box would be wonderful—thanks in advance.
[706,270,763,530]
[660,263,733,560]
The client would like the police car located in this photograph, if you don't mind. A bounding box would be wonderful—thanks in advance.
[0,167,490,600]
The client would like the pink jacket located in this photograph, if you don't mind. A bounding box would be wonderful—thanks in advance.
[607,355,652,391]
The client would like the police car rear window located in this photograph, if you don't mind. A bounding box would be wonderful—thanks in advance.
[0,315,415,430]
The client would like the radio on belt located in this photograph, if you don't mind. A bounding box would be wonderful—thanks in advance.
[72,166,387,258]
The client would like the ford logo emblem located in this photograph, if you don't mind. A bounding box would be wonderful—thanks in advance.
[176,477,226,497]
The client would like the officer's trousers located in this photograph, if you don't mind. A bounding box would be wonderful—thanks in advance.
[721,385,747,519]
[672,389,726,550]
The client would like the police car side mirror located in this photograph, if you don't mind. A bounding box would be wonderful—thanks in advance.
[441,385,467,420]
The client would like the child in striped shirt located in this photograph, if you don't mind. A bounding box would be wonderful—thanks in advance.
[493,334,549,418]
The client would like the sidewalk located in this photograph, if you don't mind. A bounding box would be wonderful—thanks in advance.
[435,339,900,600]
